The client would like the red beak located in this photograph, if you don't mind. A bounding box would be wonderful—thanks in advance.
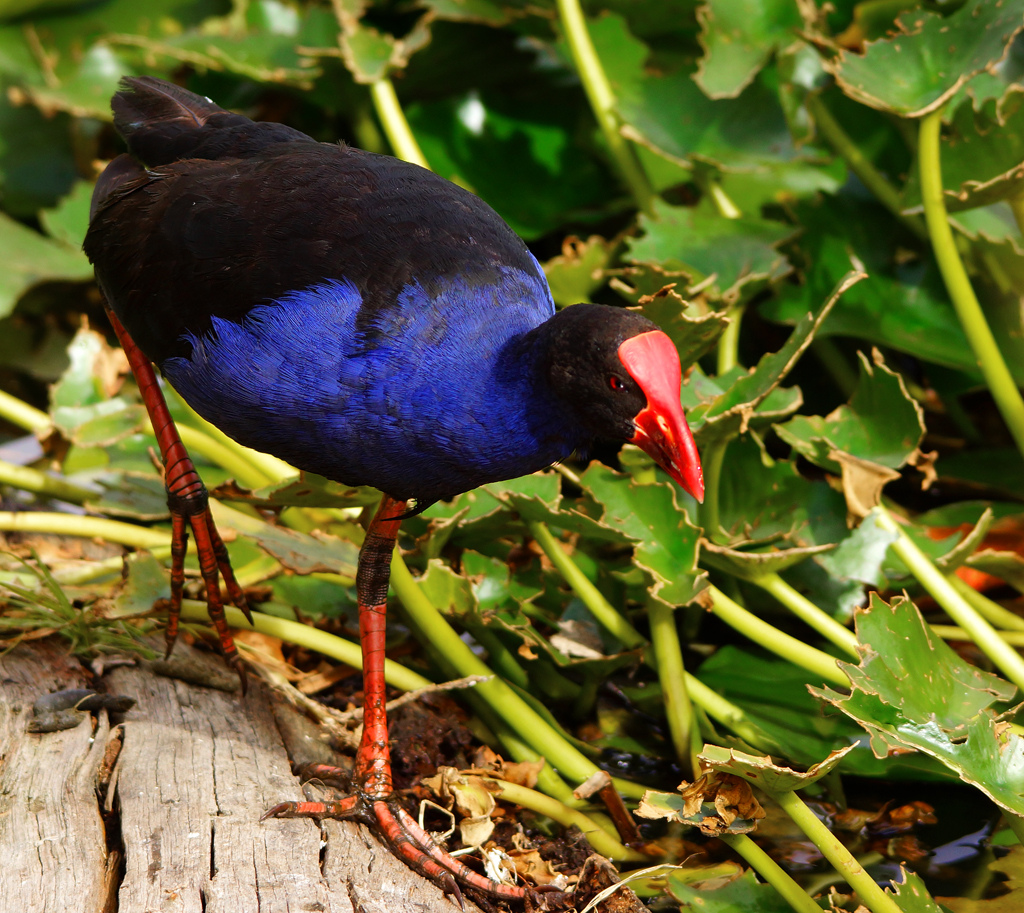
[617,331,704,503]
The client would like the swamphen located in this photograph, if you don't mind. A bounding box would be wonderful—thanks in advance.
[85,76,704,905]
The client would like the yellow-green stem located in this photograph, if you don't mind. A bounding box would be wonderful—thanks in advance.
[0,458,96,504]
[876,508,1024,692]
[699,438,729,542]
[706,585,848,687]
[649,602,698,775]
[0,389,51,434]
[1009,194,1024,239]
[485,779,646,862]
[370,78,429,169]
[716,304,745,375]
[772,789,904,913]
[752,573,859,658]
[179,601,429,692]
[919,108,1024,461]
[685,673,776,753]
[719,834,821,913]
[931,625,1024,647]
[948,573,1024,627]
[146,420,269,490]
[555,0,654,213]
[0,511,168,550]
[808,94,926,239]
[526,520,646,649]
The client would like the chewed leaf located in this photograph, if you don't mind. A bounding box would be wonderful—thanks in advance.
[698,743,856,793]
[637,770,765,835]
[699,540,835,581]
[668,868,796,912]
[846,592,1017,724]
[827,0,1024,118]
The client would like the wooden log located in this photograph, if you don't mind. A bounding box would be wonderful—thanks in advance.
[0,641,116,913]
[0,641,483,913]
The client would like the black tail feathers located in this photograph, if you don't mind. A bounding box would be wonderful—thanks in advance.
[110,76,311,167]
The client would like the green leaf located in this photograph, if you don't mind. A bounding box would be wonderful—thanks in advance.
[626,198,795,301]
[775,350,926,473]
[209,473,381,511]
[903,88,1024,213]
[827,0,1024,117]
[39,180,93,249]
[689,271,862,451]
[941,845,1024,913]
[0,210,91,319]
[617,67,799,171]
[700,538,834,580]
[542,235,616,307]
[761,194,977,377]
[668,868,794,913]
[698,742,856,792]
[694,0,802,100]
[580,463,705,607]
[209,500,359,578]
[812,594,1024,815]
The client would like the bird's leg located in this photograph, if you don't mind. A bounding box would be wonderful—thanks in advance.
[105,308,253,686]
[264,496,553,906]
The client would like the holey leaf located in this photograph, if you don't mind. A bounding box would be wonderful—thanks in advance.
[826,0,1024,118]
[774,349,928,520]
[636,769,766,836]
[811,594,1024,815]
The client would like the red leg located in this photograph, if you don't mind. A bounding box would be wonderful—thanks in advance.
[263,497,565,906]
[106,308,252,687]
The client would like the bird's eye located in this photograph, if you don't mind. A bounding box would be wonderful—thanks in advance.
[608,375,624,391]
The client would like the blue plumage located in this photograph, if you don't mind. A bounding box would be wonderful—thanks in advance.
[164,264,585,504]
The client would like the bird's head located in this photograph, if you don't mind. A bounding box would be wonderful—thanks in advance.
[540,304,704,502]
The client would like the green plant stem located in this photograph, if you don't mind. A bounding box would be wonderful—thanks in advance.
[649,602,698,775]
[752,573,859,658]
[920,108,1024,462]
[526,519,646,649]
[705,585,848,687]
[389,550,643,793]
[555,0,654,213]
[0,511,168,550]
[716,304,745,375]
[0,389,51,434]
[876,508,1024,691]
[180,601,429,692]
[948,572,1024,626]
[370,78,429,169]
[931,625,1024,647]
[684,674,776,753]
[53,545,174,585]
[0,458,96,504]
[772,789,903,913]
[807,94,925,240]
[699,438,729,542]
[484,778,646,862]
[718,834,821,913]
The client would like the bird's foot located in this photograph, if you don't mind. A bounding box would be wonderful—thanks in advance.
[262,769,568,909]
[163,491,254,691]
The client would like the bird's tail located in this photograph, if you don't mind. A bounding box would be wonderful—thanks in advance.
[109,76,310,168]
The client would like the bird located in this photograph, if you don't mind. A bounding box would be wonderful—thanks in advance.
[84,76,704,906]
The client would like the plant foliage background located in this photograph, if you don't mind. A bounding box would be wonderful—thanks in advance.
[2,0,1024,910]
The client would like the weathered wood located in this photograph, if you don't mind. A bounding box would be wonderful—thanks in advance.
[0,641,488,913]
[0,642,114,913]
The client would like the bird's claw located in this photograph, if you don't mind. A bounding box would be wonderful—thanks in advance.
[263,788,566,907]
